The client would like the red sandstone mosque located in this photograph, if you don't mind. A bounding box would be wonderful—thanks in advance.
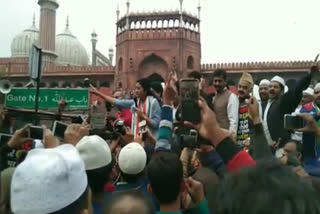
[0,0,316,92]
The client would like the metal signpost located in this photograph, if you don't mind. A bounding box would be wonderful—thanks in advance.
[29,45,43,124]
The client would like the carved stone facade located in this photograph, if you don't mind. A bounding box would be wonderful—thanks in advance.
[115,11,201,90]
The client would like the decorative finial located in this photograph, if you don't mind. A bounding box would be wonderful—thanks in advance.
[126,0,130,10]
[179,0,183,9]
[91,29,97,37]
[66,15,69,28]
[32,13,36,26]
[198,0,201,9]
[117,3,120,13]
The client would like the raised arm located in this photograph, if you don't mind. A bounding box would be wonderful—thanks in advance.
[280,67,315,114]
[247,97,273,161]
[185,98,256,173]
[155,72,177,152]
[90,89,116,104]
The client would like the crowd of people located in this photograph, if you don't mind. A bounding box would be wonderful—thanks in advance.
[1,67,320,214]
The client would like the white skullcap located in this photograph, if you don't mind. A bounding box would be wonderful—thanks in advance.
[76,135,112,170]
[271,76,285,87]
[11,144,87,214]
[259,79,270,86]
[303,88,314,96]
[315,83,320,90]
[118,142,147,175]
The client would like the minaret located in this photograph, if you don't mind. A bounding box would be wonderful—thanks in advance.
[197,0,201,33]
[108,47,114,65]
[32,13,36,26]
[66,15,70,29]
[91,30,98,66]
[116,3,120,34]
[117,3,120,21]
[179,0,183,28]
[38,0,59,64]
[126,0,130,30]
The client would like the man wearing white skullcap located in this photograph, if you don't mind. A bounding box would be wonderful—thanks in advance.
[259,79,270,116]
[302,88,314,105]
[263,70,314,147]
[11,145,89,214]
[300,82,320,163]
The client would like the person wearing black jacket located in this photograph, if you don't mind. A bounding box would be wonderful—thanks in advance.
[263,66,317,148]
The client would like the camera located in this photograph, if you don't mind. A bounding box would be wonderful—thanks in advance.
[113,120,126,136]
[180,129,198,149]
[91,120,126,140]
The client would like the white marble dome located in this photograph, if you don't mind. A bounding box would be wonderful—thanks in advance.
[11,20,39,57]
[56,23,89,66]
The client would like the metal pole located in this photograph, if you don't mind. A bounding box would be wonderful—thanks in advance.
[34,47,42,125]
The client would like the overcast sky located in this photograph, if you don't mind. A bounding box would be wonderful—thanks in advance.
[1,0,320,63]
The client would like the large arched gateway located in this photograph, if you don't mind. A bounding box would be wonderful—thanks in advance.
[138,54,168,81]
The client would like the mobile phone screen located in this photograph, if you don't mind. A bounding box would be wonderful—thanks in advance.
[52,121,68,139]
[180,79,201,124]
[30,126,44,140]
[284,115,304,130]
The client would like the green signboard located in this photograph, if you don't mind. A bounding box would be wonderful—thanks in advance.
[5,88,90,110]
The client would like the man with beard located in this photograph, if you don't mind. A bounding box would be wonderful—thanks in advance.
[258,79,270,117]
[236,73,254,147]
[212,69,239,135]
[302,88,315,106]
[263,67,315,148]
[300,83,320,162]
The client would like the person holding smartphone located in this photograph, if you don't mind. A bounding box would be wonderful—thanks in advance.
[91,78,161,138]
[263,65,315,148]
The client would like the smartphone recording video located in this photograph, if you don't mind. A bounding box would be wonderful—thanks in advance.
[180,79,201,124]
[30,126,44,140]
[284,114,304,130]
[52,121,68,139]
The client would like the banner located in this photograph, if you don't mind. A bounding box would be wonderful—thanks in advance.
[5,88,89,110]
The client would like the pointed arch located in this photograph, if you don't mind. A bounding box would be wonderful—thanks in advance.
[138,54,168,80]
[187,55,194,69]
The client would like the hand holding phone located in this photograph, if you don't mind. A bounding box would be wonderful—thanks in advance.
[7,125,32,149]
[284,114,304,130]
[180,79,201,124]
[52,121,68,139]
[29,126,44,140]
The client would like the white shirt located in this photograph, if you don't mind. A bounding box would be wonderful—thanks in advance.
[227,93,239,134]
[263,100,274,145]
